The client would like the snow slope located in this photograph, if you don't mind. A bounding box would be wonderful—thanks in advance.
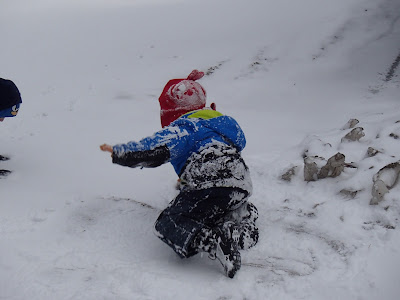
[1,0,399,299]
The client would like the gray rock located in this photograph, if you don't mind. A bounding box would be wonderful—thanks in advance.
[342,119,359,130]
[281,166,298,182]
[304,157,321,182]
[366,147,380,157]
[341,127,365,142]
[370,161,400,205]
[339,189,362,199]
[318,153,346,179]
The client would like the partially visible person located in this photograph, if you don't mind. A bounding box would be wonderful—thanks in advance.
[0,78,22,176]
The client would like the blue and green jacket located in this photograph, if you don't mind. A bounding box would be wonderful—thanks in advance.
[112,109,252,192]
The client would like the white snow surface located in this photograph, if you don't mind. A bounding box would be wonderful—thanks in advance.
[1,0,400,299]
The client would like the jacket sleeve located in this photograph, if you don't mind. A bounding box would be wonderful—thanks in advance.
[112,144,170,168]
[111,124,191,168]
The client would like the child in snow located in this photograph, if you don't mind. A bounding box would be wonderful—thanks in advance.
[0,78,22,176]
[100,70,258,278]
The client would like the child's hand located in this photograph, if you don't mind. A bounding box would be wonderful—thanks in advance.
[100,144,113,153]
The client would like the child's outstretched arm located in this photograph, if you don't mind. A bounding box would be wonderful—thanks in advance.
[100,141,171,168]
[99,123,191,169]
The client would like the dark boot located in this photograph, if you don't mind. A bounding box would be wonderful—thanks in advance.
[238,222,259,250]
[238,203,259,250]
[222,202,259,250]
[213,223,241,278]
[193,222,241,278]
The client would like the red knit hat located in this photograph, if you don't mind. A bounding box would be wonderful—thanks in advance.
[158,70,206,127]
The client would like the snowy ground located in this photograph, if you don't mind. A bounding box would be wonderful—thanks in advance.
[1,0,400,299]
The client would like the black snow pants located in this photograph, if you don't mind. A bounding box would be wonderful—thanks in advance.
[154,187,258,258]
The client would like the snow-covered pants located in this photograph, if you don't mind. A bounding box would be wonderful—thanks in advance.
[154,187,258,258]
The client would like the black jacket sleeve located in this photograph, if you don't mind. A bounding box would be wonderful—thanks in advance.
[112,145,170,168]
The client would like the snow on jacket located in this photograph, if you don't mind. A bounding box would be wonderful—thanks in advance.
[112,109,252,193]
